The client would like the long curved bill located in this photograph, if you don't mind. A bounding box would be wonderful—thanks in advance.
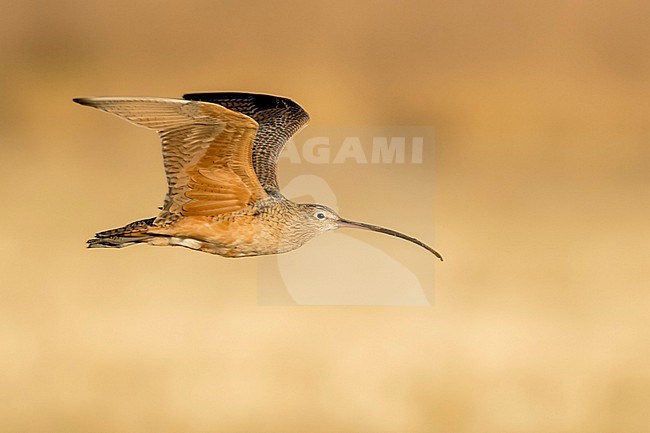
[338,219,443,261]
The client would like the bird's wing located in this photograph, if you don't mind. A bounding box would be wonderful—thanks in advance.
[183,92,309,195]
[74,97,267,223]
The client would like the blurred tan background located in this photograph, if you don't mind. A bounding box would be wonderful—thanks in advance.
[1,1,649,432]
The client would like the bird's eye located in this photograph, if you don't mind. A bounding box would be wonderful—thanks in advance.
[315,212,326,220]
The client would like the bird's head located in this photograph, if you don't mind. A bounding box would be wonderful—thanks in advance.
[296,204,342,233]
[296,203,443,261]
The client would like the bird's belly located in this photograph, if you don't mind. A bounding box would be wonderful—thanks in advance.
[147,215,284,257]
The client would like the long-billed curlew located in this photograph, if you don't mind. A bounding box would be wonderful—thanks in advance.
[75,92,442,260]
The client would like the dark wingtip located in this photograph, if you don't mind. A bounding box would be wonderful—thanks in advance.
[183,92,302,110]
[73,97,92,106]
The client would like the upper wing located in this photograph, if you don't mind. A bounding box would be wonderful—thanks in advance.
[74,97,266,223]
[183,92,309,195]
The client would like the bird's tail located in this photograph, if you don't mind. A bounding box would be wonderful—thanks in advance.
[87,217,156,249]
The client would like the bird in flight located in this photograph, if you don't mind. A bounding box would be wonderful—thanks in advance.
[75,93,442,260]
